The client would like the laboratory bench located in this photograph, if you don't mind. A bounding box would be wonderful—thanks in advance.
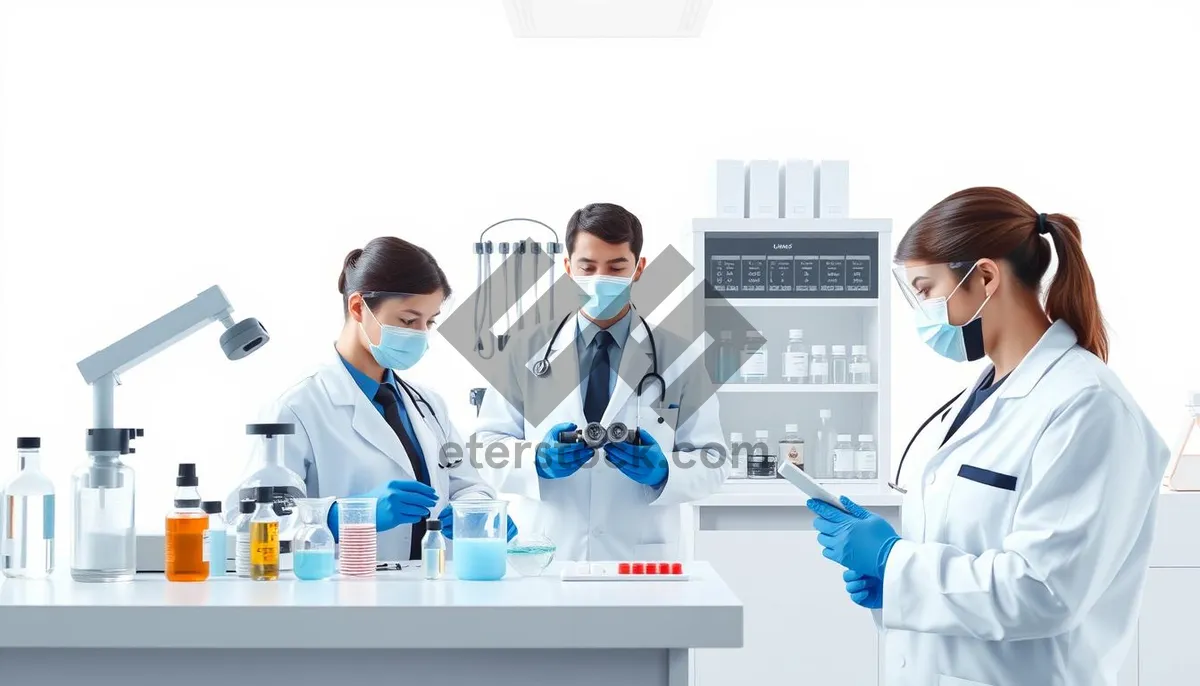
[687,482,1200,686]
[0,561,743,686]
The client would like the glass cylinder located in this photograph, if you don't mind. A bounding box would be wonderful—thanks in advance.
[452,499,508,581]
[294,497,336,580]
[71,455,135,582]
[337,497,377,578]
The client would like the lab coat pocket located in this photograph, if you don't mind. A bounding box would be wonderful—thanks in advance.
[957,464,1018,491]
[642,407,678,454]
[938,677,993,686]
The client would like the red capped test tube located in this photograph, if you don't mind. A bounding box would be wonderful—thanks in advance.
[619,563,631,575]
[657,562,671,575]
[671,562,683,575]
[646,562,659,575]
[631,562,645,575]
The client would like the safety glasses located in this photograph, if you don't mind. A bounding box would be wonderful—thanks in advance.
[891,262,977,317]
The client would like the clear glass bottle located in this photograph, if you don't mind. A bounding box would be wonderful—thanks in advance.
[250,486,280,581]
[739,331,768,383]
[831,345,849,385]
[849,345,872,384]
[236,424,307,571]
[815,409,836,479]
[855,435,878,480]
[782,329,809,383]
[72,429,138,583]
[2,438,55,579]
[714,330,738,384]
[423,519,447,580]
[833,434,856,479]
[293,497,336,581]
[810,345,830,385]
[166,464,208,582]
[203,501,227,578]
[234,500,255,578]
[728,432,747,479]
[779,424,805,471]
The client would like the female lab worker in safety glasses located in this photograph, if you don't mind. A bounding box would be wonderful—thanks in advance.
[229,237,513,563]
[806,187,1169,686]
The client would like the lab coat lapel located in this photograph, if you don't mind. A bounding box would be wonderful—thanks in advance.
[525,314,585,426]
[398,379,439,477]
[322,352,416,480]
[602,325,652,427]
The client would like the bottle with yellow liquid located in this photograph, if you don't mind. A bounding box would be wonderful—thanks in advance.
[165,464,208,582]
[249,486,279,581]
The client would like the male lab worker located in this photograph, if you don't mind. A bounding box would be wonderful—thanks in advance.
[474,203,729,561]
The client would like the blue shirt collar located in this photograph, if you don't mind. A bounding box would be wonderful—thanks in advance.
[340,354,396,399]
[577,309,633,349]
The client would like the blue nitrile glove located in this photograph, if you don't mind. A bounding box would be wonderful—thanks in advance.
[843,569,883,609]
[327,480,439,537]
[605,428,669,488]
[536,422,595,479]
[437,504,519,541]
[808,496,900,580]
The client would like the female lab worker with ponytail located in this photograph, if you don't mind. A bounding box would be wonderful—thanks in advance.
[806,187,1169,686]
[231,237,511,563]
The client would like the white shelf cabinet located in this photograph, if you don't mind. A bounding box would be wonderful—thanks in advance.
[691,217,893,490]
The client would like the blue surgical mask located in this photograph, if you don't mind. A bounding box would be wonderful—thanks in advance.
[361,308,429,370]
[574,275,633,319]
[913,265,991,363]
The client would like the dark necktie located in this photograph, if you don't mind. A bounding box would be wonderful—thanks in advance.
[374,383,429,561]
[584,330,615,424]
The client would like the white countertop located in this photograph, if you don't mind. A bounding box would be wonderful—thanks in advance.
[0,561,742,650]
[697,479,904,508]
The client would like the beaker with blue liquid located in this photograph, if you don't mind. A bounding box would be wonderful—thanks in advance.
[292,497,336,580]
[452,500,508,581]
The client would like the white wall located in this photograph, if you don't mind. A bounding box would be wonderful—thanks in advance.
[2,0,1198,549]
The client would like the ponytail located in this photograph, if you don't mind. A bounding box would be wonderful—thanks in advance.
[1043,214,1109,362]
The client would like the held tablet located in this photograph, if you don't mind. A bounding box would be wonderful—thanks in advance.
[777,461,850,513]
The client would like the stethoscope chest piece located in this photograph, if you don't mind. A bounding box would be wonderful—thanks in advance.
[532,359,551,377]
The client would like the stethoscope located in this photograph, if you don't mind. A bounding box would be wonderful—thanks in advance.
[888,390,964,494]
[533,310,667,405]
[394,377,462,469]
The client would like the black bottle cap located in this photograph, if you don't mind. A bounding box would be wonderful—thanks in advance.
[202,501,222,515]
[240,500,255,514]
[246,423,296,437]
[176,463,199,487]
[255,486,274,503]
[17,437,40,450]
[427,519,442,531]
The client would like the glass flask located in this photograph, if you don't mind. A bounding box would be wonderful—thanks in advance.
[507,533,556,577]
[72,429,139,583]
[1165,392,1200,490]
[293,497,336,581]
[452,499,508,581]
[2,437,55,579]
[782,329,809,383]
[235,424,307,571]
[249,486,280,581]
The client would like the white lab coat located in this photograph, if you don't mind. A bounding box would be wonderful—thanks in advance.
[878,320,1169,686]
[232,350,494,562]
[474,312,729,561]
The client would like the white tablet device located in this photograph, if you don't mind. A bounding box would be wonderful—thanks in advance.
[777,461,850,513]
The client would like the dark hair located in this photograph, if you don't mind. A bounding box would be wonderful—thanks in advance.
[338,237,451,314]
[565,203,644,258]
[895,186,1108,362]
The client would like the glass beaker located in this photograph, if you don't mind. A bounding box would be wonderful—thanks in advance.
[452,499,508,581]
[507,533,556,577]
[293,497,336,580]
[337,497,377,578]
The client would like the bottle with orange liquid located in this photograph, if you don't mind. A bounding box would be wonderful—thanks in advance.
[165,463,209,582]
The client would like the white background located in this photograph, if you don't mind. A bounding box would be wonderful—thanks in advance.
[2,0,1198,551]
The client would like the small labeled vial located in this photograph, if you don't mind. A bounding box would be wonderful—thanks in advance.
[234,500,254,578]
[833,435,856,479]
[782,329,809,383]
[740,331,768,383]
[831,345,848,385]
[728,432,747,479]
[855,435,878,480]
[810,345,830,385]
[779,424,804,471]
[249,487,280,581]
[423,519,447,580]
[849,345,872,384]
[202,501,227,578]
